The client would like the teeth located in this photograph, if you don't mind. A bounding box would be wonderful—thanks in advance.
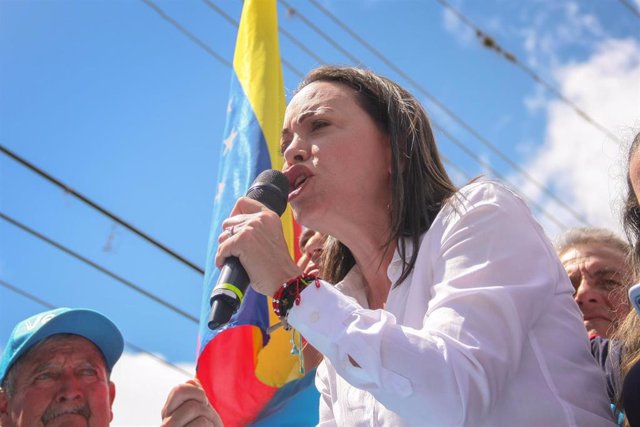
[294,174,307,189]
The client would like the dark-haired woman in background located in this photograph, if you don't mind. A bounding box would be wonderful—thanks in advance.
[613,130,640,426]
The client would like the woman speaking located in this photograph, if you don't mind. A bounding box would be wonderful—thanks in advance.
[215,66,614,426]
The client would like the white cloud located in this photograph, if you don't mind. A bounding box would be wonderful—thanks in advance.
[518,2,605,74]
[512,38,640,239]
[110,352,195,426]
[561,2,604,41]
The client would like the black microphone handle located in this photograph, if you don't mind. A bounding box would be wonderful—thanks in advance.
[207,169,289,330]
[208,256,250,330]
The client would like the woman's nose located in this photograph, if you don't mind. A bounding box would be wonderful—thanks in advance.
[283,135,309,165]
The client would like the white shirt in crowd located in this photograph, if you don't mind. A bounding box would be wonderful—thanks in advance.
[289,181,615,427]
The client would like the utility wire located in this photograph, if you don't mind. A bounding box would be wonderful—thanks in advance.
[278,25,326,66]
[435,128,569,230]
[119,340,193,377]
[0,278,193,378]
[1,278,54,310]
[201,0,326,69]
[141,0,304,77]
[140,0,580,229]
[199,0,311,77]
[200,0,235,26]
[296,0,590,227]
[279,0,588,224]
[433,0,622,145]
[278,1,361,65]
[140,0,231,67]
[0,144,205,275]
[440,154,565,232]
[0,211,199,324]
[441,154,473,183]
[144,0,579,230]
[202,0,576,229]
[616,0,640,19]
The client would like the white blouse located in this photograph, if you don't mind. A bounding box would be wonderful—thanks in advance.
[288,181,615,426]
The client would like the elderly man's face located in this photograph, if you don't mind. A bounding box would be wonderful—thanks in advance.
[0,335,115,427]
[560,244,630,338]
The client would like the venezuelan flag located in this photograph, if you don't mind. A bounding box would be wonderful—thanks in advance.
[196,1,317,426]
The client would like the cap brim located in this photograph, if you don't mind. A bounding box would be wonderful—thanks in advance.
[14,309,124,374]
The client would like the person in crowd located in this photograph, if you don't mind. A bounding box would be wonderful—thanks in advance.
[0,307,221,426]
[296,229,328,373]
[554,228,632,419]
[297,228,326,277]
[555,227,631,339]
[215,65,615,425]
[613,130,640,426]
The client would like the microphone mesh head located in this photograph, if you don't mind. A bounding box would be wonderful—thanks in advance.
[246,170,290,216]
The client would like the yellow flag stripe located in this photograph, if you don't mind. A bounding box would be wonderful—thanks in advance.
[233,0,302,386]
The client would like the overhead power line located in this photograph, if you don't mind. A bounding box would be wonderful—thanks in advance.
[140,0,230,67]
[196,0,581,229]
[432,0,622,145]
[140,0,585,229]
[441,154,473,183]
[0,144,205,275]
[1,277,54,310]
[437,152,562,229]
[0,211,199,324]
[0,278,193,378]
[278,1,360,65]
[288,0,589,227]
[616,0,640,19]
[141,0,304,77]
[200,0,325,71]
[433,127,569,230]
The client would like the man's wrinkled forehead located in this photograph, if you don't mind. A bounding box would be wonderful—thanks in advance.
[15,334,106,374]
[560,245,628,276]
[561,242,627,261]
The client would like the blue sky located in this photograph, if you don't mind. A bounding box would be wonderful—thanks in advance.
[1,0,639,423]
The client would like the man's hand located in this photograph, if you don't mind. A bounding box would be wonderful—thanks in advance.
[161,378,223,426]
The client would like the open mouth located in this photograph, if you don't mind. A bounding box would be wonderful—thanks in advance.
[285,166,312,200]
[293,173,308,190]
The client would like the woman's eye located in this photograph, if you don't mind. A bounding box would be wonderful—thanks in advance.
[311,120,328,131]
[280,140,291,156]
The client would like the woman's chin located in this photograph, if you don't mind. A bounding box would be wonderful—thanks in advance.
[292,205,323,230]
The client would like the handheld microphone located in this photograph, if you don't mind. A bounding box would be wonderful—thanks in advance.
[208,169,290,330]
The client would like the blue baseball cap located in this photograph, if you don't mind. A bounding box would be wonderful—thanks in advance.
[0,307,124,385]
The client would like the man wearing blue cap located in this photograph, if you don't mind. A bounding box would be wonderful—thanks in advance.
[0,307,221,426]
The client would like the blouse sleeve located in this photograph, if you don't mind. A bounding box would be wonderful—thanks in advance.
[287,183,564,425]
[316,361,338,426]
